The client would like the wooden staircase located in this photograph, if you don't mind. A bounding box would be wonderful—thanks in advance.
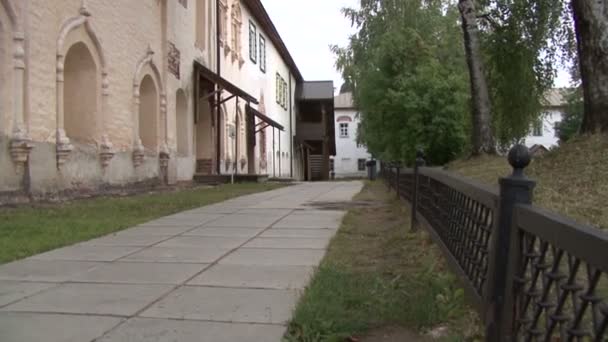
[196,159,213,174]
[310,155,324,180]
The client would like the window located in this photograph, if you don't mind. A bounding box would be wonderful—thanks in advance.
[532,120,543,136]
[179,0,188,8]
[276,73,280,104]
[356,123,362,147]
[358,159,366,171]
[339,123,349,138]
[283,79,288,109]
[249,21,257,63]
[259,35,266,73]
[329,158,335,171]
[231,2,243,64]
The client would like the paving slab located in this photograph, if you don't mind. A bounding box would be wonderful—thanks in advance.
[0,260,104,282]
[183,226,265,237]
[116,225,197,236]
[244,237,330,249]
[260,228,336,238]
[0,281,57,307]
[1,283,171,316]
[79,234,172,247]
[69,262,207,284]
[220,248,326,266]
[31,245,143,262]
[140,286,299,324]
[142,214,223,226]
[188,264,313,289]
[206,214,283,228]
[236,208,293,216]
[156,236,249,249]
[272,213,344,229]
[0,312,122,342]
[98,318,285,342]
[0,181,364,341]
[121,246,229,263]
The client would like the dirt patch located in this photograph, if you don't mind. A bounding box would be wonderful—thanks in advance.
[305,200,385,211]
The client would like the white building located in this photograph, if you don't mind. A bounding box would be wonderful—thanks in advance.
[332,92,373,178]
[524,88,568,150]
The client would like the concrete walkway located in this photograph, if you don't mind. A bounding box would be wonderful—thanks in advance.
[0,181,363,342]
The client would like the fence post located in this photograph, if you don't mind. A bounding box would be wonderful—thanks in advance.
[396,163,401,199]
[485,144,536,341]
[411,150,425,232]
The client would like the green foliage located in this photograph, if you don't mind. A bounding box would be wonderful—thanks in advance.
[479,0,575,147]
[334,0,576,160]
[333,0,470,165]
[285,264,465,341]
[556,87,584,142]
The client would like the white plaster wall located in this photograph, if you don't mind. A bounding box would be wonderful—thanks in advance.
[333,108,373,178]
[524,109,563,149]
[219,1,295,178]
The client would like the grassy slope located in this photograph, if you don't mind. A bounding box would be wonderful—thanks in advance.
[448,135,607,230]
[285,181,480,342]
[0,183,284,264]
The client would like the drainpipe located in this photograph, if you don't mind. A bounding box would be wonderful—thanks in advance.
[289,73,293,178]
[215,0,221,175]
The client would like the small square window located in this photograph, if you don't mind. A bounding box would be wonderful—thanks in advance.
[532,120,543,137]
[358,159,366,171]
[339,123,349,138]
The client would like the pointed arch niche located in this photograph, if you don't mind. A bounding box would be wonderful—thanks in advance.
[176,89,189,156]
[132,47,167,167]
[55,7,112,167]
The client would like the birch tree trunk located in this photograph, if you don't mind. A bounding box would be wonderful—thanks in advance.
[459,0,495,154]
[572,0,608,134]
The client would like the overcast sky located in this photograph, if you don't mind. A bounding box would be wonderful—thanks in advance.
[261,0,571,91]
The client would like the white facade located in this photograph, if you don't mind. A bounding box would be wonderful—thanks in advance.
[524,109,563,149]
[332,92,373,178]
[217,0,298,179]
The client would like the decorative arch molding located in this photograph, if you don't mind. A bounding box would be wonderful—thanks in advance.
[132,46,168,167]
[2,0,32,168]
[230,1,244,66]
[55,5,113,168]
[337,115,353,123]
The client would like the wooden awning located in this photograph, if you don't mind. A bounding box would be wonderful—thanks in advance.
[194,61,258,105]
[246,104,285,132]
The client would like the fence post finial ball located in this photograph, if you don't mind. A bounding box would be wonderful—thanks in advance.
[508,144,531,177]
[416,149,424,159]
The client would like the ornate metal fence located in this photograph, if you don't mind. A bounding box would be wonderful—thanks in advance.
[382,146,608,341]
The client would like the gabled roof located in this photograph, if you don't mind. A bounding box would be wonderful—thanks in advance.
[297,81,334,101]
[543,88,571,108]
[242,0,303,83]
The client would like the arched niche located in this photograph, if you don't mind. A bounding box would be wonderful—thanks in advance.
[138,74,159,151]
[55,7,109,166]
[63,42,98,142]
[132,47,166,159]
[176,89,189,156]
